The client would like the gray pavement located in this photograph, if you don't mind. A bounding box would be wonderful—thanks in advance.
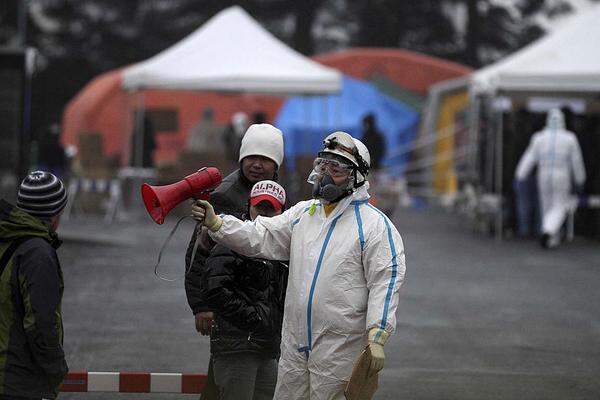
[56,208,600,399]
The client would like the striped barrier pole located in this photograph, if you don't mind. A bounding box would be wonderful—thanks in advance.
[61,372,207,394]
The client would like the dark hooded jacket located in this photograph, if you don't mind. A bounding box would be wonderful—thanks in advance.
[361,122,386,171]
[203,244,287,358]
[0,200,68,399]
[184,169,255,314]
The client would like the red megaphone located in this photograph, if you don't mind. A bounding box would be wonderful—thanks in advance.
[141,167,222,224]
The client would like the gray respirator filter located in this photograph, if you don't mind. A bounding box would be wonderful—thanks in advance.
[312,174,347,203]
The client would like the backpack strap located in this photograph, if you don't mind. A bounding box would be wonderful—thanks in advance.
[0,237,34,278]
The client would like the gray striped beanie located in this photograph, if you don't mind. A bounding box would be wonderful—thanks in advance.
[17,171,68,218]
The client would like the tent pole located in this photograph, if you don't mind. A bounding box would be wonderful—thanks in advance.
[135,91,146,168]
[495,106,503,241]
[485,98,494,195]
[124,91,135,167]
[467,95,481,183]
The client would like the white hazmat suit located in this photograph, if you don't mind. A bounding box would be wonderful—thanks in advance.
[208,182,405,399]
[515,109,586,245]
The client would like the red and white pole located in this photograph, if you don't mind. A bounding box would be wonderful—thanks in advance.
[61,372,207,394]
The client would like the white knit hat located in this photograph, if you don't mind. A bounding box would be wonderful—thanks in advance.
[238,124,284,168]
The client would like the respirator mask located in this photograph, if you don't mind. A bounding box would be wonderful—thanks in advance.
[308,157,354,203]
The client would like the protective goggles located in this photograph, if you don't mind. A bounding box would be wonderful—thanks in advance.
[313,157,353,178]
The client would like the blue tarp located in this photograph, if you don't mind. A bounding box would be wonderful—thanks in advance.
[275,76,420,175]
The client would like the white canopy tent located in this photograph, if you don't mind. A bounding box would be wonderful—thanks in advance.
[472,4,600,95]
[122,6,341,94]
[463,5,600,239]
[121,5,342,201]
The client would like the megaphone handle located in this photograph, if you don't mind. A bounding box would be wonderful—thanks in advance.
[195,190,212,201]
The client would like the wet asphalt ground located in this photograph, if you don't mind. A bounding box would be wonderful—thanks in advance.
[56,206,600,399]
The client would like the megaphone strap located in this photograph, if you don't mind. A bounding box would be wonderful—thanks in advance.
[188,226,202,276]
[154,215,191,282]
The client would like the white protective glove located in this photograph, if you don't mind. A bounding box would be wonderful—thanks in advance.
[191,200,223,232]
[367,327,390,376]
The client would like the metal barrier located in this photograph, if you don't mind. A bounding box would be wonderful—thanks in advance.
[63,167,157,223]
[63,178,123,223]
[61,372,207,394]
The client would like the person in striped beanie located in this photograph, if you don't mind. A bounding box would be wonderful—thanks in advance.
[0,171,68,399]
[16,170,68,230]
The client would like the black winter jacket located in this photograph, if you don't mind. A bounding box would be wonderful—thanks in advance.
[185,170,254,314]
[203,244,287,358]
[0,200,68,399]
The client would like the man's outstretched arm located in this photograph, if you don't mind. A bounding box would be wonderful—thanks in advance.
[192,200,303,261]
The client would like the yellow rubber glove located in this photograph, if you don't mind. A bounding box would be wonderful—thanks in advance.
[191,200,223,232]
[367,327,390,376]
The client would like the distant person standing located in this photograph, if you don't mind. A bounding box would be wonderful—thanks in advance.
[187,107,225,156]
[360,114,385,172]
[130,114,156,168]
[252,111,267,125]
[515,108,586,248]
[38,123,67,178]
[0,171,69,400]
[223,112,249,166]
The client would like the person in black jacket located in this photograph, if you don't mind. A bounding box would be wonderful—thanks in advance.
[0,171,69,400]
[184,124,284,399]
[203,180,287,400]
[185,124,285,333]
[360,113,385,172]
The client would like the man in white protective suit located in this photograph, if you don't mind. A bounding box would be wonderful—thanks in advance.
[192,131,406,399]
[515,108,586,248]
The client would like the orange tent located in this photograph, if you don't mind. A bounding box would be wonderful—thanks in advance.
[61,48,471,166]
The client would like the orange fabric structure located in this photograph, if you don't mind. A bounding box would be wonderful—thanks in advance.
[61,48,471,166]
[62,71,284,164]
[313,48,470,96]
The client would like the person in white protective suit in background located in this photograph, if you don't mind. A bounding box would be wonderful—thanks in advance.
[515,108,586,248]
[192,131,406,399]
